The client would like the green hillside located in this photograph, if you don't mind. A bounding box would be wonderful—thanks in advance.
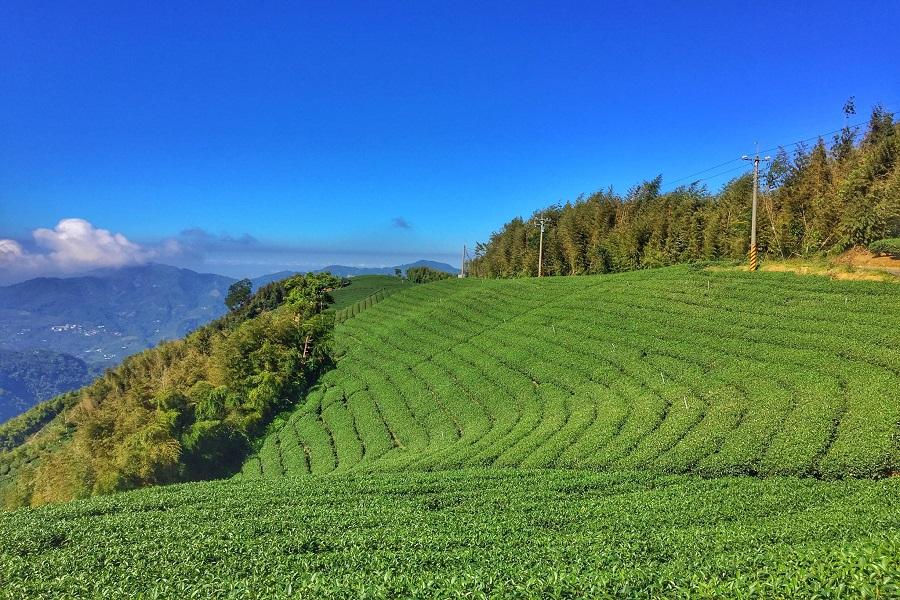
[0,273,340,507]
[3,267,900,597]
[243,266,900,481]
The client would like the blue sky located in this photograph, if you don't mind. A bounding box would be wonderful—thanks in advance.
[1,1,898,281]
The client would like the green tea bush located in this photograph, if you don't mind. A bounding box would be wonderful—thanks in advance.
[869,237,900,255]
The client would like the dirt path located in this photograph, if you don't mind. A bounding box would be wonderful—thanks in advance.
[835,247,900,275]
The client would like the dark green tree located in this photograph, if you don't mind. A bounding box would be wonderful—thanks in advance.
[407,266,452,283]
[225,279,252,312]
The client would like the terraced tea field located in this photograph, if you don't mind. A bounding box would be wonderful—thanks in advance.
[2,469,898,598]
[244,266,900,480]
[329,275,409,310]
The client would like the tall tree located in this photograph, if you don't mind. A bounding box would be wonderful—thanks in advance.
[225,279,252,312]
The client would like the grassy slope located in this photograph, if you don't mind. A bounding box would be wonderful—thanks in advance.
[244,266,900,480]
[1,470,898,598]
[329,275,409,310]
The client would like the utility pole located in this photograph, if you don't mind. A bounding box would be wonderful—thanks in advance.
[459,244,466,278]
[535,213,551,277]
[742,149,770,272]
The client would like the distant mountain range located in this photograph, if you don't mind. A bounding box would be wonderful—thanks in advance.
[0,259,458,422]
[249,261,458,287]
[249,271,298,289]
[0,264,234,422]
[315,260,459,277]
[0,264,234,366]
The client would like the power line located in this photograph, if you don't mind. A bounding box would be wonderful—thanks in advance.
[662,163,751,193]
[664,157,745,187]
[756,111,894,155]
[691,163,752,184]
[661,106,897,193]
[754,105,897,155]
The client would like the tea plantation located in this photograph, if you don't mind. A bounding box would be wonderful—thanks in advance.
[244,266,900,480]
[329,275,409,310]
[1,470,898,598]
[2,266,900,597]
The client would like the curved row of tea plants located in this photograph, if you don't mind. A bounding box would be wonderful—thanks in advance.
[242,266,900,480]
[2,469,898,598]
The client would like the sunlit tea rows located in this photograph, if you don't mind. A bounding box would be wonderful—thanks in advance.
[242,266,900,481]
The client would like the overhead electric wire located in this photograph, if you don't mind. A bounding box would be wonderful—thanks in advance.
[661,163,751,193]
[661,104,897,193]
[693,162,752,183]
[755,104,897,155]
[664,157,746,187]
[756,111,896,156]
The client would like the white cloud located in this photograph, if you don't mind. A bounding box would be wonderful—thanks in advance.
[32,219,150,268]
[0,238,48,272]
[0,219,180,283]
[0,239,27,261]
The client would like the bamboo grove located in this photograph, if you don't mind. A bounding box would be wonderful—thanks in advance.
[469,107,900,277]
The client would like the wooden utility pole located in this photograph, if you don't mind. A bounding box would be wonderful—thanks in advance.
[535,213,550,277]
[742,149,770,271]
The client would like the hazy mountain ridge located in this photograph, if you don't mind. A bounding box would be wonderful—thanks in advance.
[315,260,459,277]
[0,264,236,421]
[0,349,98,423]
[250,271,297,289]
[0,264,235,365]
[250,261,459,285]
